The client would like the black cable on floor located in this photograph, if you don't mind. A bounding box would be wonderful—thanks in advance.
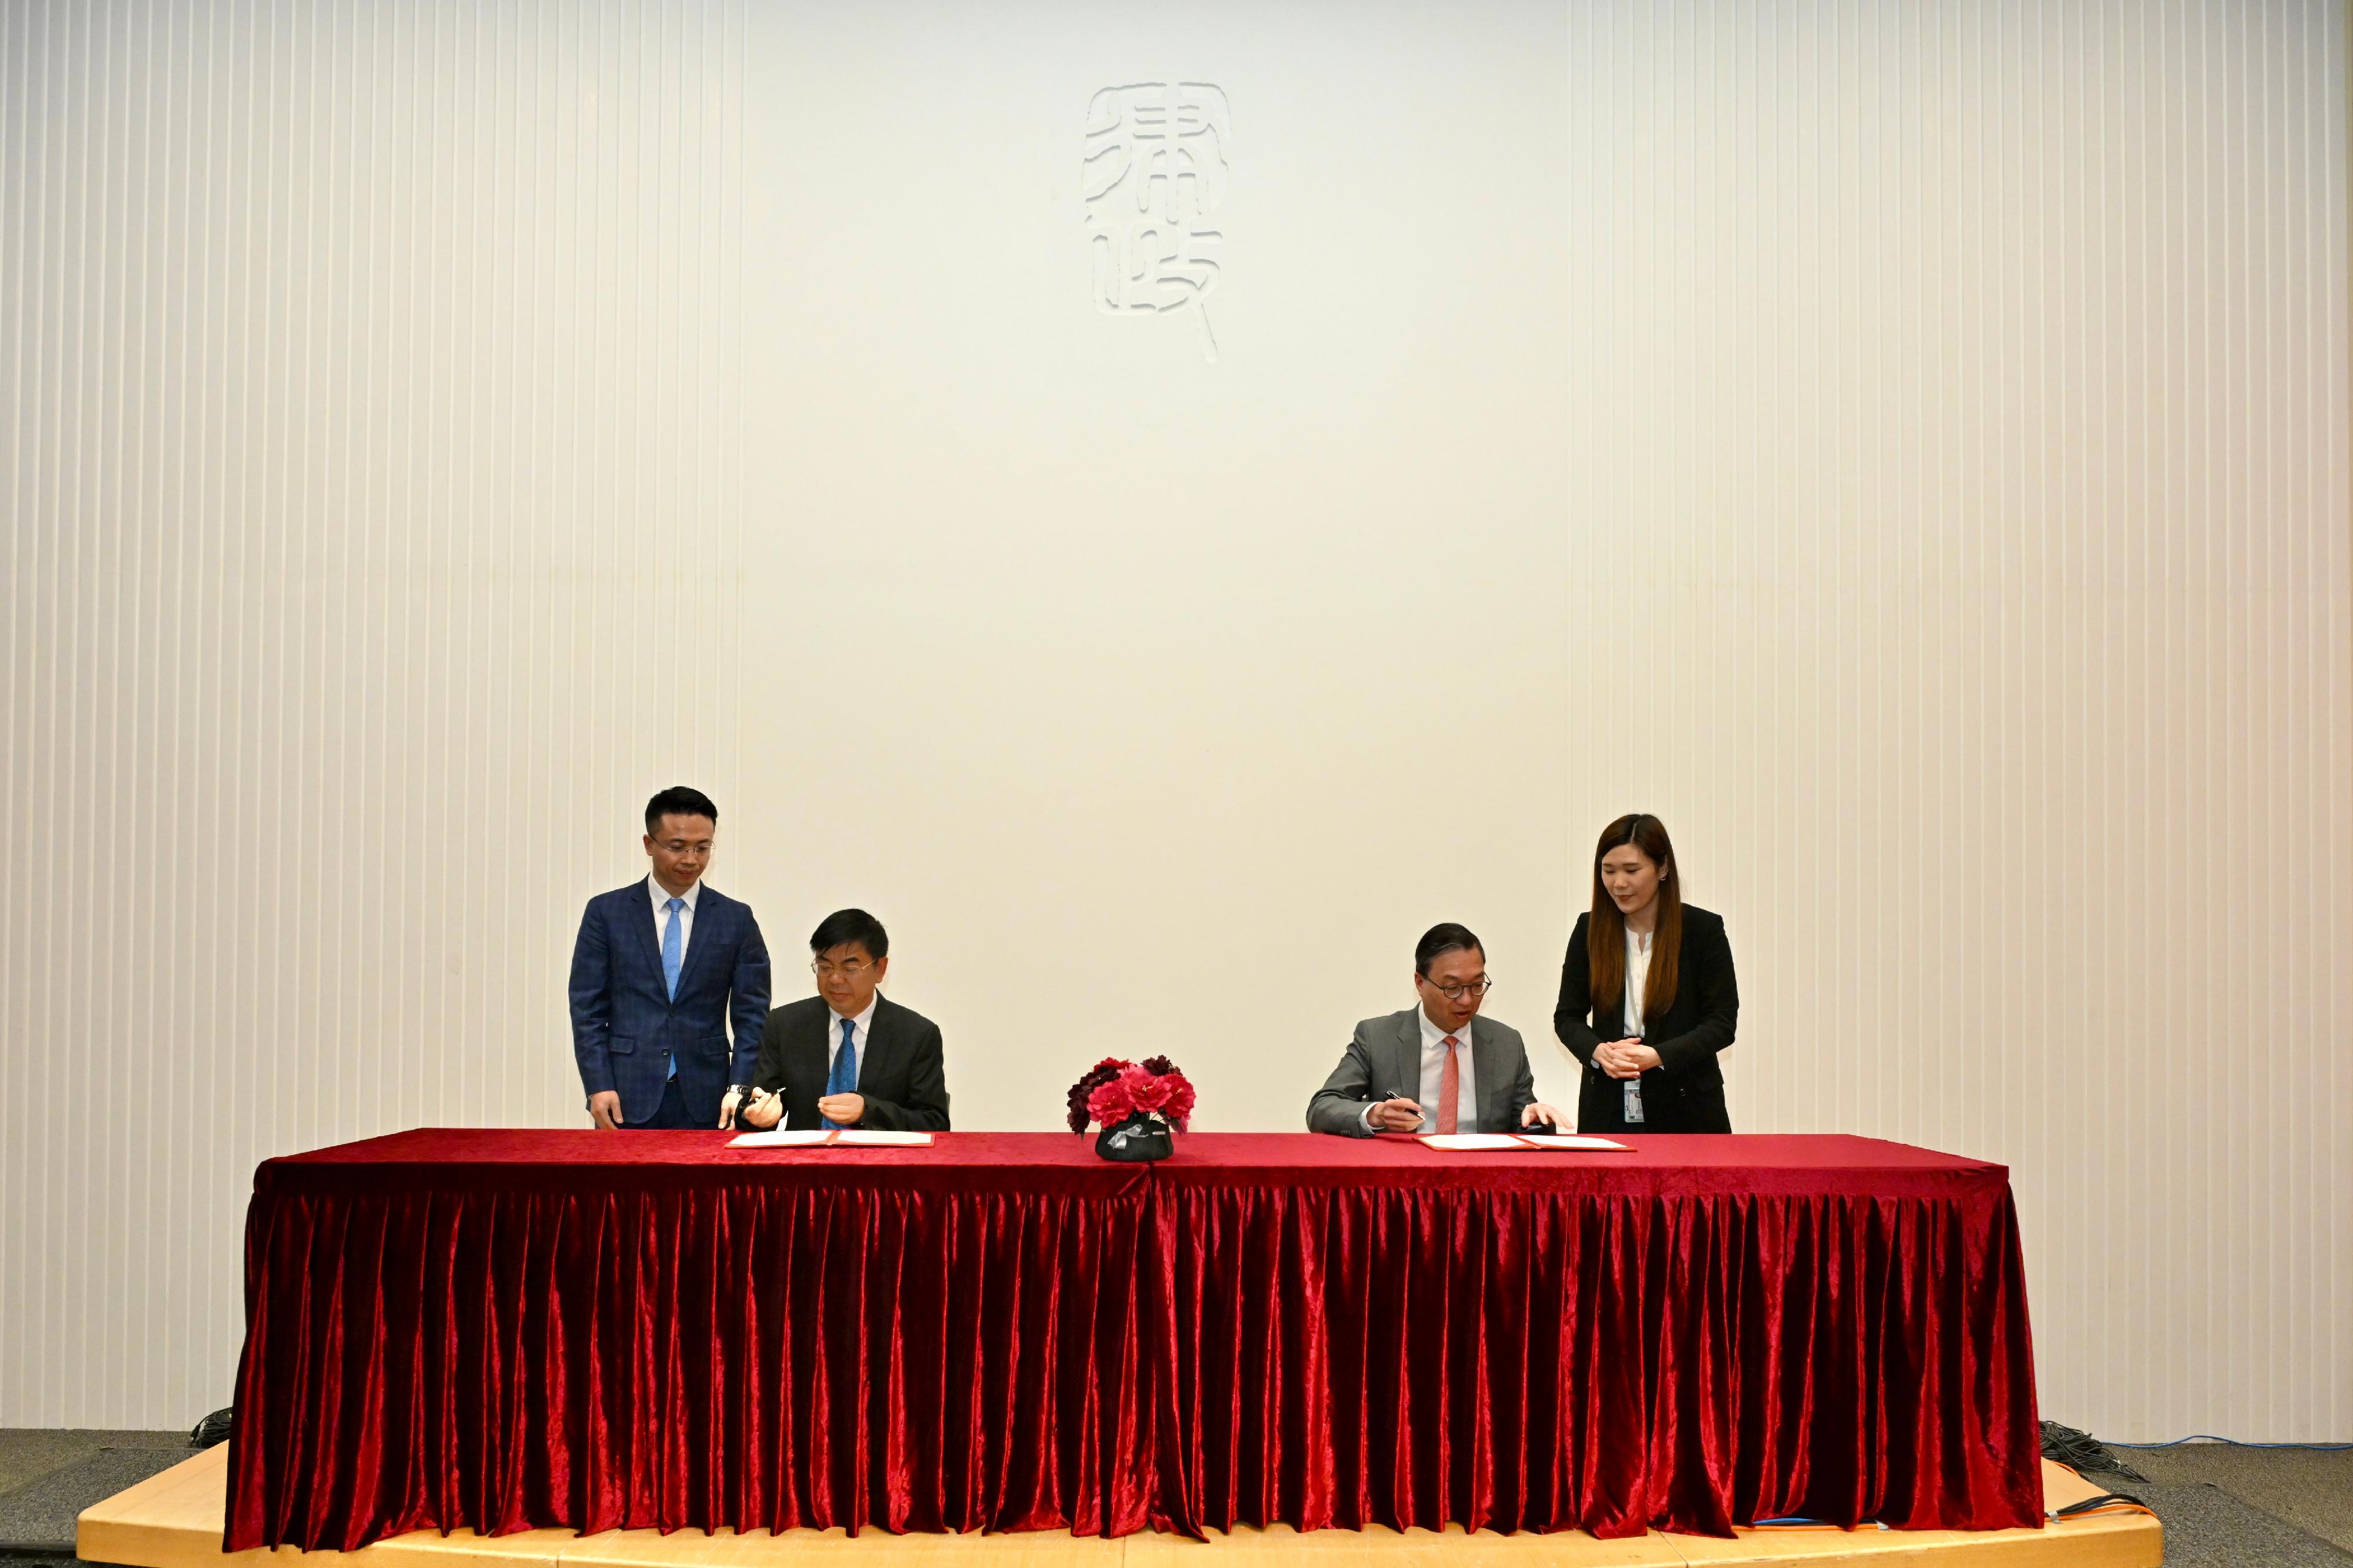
[2054,1491,2152,1518]
[2040,1419,2149,1482]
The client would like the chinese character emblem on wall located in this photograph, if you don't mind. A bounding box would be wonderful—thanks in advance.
[1084,82,1229,362]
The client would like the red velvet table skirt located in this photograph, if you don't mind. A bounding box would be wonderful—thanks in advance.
[225,1132,2039,1549]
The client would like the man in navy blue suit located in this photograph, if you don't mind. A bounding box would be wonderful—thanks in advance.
[568,786,772,1129]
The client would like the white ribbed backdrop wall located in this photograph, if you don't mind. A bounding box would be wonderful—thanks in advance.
[1564,0,2351,1444]
[1,0,747,1426]
[5,0,2349,1444]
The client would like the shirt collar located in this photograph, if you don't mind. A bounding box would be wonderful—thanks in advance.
[829,995,879,1035]
[648,873,701,913]
[1419,1006,1472,1049]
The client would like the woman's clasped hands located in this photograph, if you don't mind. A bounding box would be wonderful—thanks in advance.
[1592,1038,1661,1079]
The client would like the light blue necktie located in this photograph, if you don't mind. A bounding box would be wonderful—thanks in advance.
[822,1017,857,1128]
[661,897,684,1080]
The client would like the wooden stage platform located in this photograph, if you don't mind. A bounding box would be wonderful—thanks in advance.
[78,1445,2159,1568]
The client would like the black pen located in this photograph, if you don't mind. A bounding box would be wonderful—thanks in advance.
[1374,1087,1422,1130]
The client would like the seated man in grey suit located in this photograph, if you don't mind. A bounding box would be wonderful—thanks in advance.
[737,908,950,1132]
[1309,922,1565,1136]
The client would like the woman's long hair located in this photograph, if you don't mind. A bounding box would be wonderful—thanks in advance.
[1587,813,1682,1025]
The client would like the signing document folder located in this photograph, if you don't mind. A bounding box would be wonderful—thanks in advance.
[729,1129,934,1148]
[1419,1132,1630,1151]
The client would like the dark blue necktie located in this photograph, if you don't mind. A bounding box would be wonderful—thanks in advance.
[822,1017,857,1128]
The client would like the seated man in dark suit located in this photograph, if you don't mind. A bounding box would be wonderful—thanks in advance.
[738,909,950,1132]
[1308,922,1565,1137]
[568,786,771,1129]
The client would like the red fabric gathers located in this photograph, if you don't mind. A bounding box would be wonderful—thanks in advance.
[224,1131,2039,1549]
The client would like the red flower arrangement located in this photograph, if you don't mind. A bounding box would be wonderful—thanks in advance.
[1065,1054,1197,1133]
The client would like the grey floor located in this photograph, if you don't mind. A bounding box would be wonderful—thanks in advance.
[0,1430,197,1568]
[1,1428,2348,1565]
[2084,1442,2353,1567]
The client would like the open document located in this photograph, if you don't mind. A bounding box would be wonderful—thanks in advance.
[727,1130,935,1149]
[1417,1133,1631,1152]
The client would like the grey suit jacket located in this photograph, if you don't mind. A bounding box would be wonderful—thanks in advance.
[1307,1009,1537,1137]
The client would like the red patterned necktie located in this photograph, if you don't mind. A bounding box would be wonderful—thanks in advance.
[1438,1035,1461,1134]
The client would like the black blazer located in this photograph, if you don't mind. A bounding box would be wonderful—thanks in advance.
[1553,904,1738,1133]
[751,993,951,1132]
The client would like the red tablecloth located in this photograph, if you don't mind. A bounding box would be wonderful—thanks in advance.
[226,1131,2038,1548]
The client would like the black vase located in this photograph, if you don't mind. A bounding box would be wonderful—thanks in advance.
[1094,1112,1174,1162]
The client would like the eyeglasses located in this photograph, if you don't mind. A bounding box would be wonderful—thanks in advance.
[811,960,875,980]
[1421,976,1494,1001]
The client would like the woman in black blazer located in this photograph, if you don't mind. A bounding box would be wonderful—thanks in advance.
[1553,813,1738,1133]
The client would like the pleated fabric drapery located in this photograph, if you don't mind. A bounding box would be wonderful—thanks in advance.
[226,1132,2038,1548]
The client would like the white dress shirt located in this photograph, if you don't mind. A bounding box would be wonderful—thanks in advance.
[1414,1006,1479,1132]
[1364,1006,1480,1132]
[825,995,877,1080]
[1623,928,1652,1037]
[1619,927,1654,1123]
[648,874,701,964]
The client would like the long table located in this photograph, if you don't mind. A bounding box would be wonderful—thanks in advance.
[225,1131,2040,1548]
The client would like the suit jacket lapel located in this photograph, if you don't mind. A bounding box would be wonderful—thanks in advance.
[859,997,894,1091]
[629,880,668,987]
[1394,1011,1423,1107]
[796,1003,833,1116]
[1469,1019,1509,1132]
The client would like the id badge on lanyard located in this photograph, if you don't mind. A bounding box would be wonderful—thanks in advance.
[1597,1040,1647,1123]
[1622,1032,1645,1123]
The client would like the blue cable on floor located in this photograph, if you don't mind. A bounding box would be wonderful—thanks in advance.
[2107,1436,2353,1450]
